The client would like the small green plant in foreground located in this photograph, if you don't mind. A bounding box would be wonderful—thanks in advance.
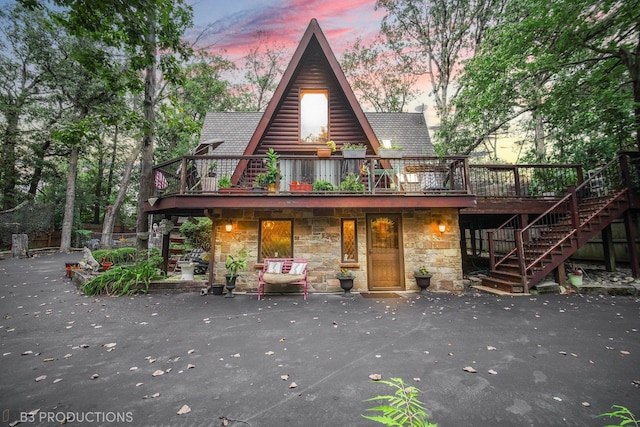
[598,405,638,427]
[363,377,437,427]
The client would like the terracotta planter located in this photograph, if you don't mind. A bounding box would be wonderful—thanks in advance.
[317,147,332,158]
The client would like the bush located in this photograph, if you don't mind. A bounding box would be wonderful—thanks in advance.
[80,256,163,296]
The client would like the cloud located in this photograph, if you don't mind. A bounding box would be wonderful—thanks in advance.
[189,0,384,60]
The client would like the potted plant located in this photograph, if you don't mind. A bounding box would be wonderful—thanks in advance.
[100,253,114,271]
[339,173,366,192]
[336,268,355,296]
[414,266,432,294]
[379,142,403,158]
[218,174,232,189]
[342,143,367,159]
[567,268,583,287]
[258,148,280,192]
[202,161,218,192]
[224,248,249,298]
[317,140,336,158]
[312,179,335,192]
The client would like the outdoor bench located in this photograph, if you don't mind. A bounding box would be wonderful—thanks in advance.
[257,258,308,300]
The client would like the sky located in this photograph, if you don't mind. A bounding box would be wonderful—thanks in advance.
[187,0,386,60]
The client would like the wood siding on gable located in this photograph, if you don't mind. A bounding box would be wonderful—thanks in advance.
[257,38,369,155]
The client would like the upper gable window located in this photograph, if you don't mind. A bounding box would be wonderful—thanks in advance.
[300,89,328,143]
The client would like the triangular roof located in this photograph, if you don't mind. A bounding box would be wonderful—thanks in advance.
[201,111,433,156]
[242,18,382,155]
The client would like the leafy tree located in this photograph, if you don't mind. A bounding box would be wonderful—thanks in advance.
[156,53,237,161]
[30,0,195,249]
[0,4,51,209]
[446,0,639,166]
[341,35,419,112]
[241,31,287,112]
[376,0,507,145]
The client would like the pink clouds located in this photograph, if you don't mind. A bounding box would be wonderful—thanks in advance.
[189,0,385,60]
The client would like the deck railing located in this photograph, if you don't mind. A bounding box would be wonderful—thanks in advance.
[152,155,471,196]
[468,164,583,198]
[487,151,640,289]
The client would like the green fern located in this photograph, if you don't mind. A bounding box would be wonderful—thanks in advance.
[598,405,639,427]
[363,377,437,427]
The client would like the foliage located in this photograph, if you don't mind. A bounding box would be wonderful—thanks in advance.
[339,173,366,192]
[218,174,232,189]
[363,377,437,427]
[341,34,418,112]
[241,31,287,112]
[414,266,430,276]
[92,247,137,264]
[179,217,212,251]
[80,255,163,296]
[343,143,367,150]
[377,0,506,145]
[337,268,354,278]
[326,140,337,152]
[313,180,335,191]
[225,248,249,277]
[597,405,638,427]
[258,148,280,185]
[443,0,639,162]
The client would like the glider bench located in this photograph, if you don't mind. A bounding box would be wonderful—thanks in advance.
[257,258,308,300]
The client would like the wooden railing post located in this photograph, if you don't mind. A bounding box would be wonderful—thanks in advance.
[488,230,495,270]
[179,158,187,195]
[515,230,527,290]
[568,185,581,242]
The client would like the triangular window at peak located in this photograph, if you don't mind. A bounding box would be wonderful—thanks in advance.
[300,88,328,143]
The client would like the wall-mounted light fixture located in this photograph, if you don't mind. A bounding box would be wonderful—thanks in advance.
[438,223,446,234]
[225,222,233,233]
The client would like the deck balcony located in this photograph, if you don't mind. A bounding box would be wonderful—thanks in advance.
[148,154,591,215]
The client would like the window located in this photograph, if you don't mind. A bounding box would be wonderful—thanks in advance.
[259,219,293,260]
[300,89,328,143]
[341,219,357,262]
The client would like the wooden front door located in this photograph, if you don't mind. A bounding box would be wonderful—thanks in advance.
[367,214,404,290]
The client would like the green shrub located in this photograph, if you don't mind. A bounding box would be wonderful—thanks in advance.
[91,247,137,264]
[80,256,163,296]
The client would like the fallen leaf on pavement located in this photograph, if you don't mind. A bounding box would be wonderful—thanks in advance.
[463,366,477,373]
[289,382,297,389]
[177,405,191,415]
[35,375,47,382]
[369,374,382,380]
[152,370,164,377]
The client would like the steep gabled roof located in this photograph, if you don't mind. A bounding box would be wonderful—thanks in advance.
[200,111,433,156]
[242,18,381,155]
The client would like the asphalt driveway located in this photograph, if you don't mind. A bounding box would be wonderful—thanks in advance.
[0,251,639,426]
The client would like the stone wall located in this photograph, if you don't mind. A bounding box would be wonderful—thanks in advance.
[210,207,463,294]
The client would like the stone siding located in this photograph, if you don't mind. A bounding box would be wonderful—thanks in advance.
[211,207,463,294]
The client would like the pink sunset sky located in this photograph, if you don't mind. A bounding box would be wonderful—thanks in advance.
[187,0,436,120]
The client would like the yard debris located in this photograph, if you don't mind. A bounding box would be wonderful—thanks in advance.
[369,374,382,381]
[176,405,191,415]
[35,375,46,382]
[463,366,477,373]
[289,382,297,389]
[152,370,164,377]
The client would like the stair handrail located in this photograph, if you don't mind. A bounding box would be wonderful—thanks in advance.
[487,214,520,271]
[515,155,625,283]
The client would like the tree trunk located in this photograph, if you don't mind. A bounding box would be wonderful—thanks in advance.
[1,110,19,210]
[59,147,79,253]
[102,142,141,248]
[136,10,157,251]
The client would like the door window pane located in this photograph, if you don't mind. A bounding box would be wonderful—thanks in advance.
[341,219,357,262]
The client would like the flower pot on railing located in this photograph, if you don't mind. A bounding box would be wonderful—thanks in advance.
[379,148,403,159]
[342,148,367,159]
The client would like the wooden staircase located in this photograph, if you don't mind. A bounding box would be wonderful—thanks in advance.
[481,153,640,293]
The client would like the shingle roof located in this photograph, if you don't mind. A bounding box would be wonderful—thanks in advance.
[198,111,433,156]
